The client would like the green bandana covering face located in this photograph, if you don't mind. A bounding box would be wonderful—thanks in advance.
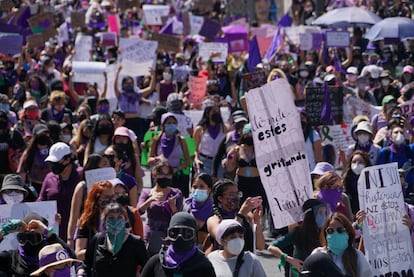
[105,218,126,255]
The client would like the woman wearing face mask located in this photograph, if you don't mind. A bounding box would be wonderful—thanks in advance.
[114,66,155,143]
[17,124,52,198]
[157,67,177,106]
[141,212,215,277]
[0,174,28,205]
[184,173,213,247]
[208,219,266,277]
[84,114,114,164]
[373,71,398,107]
[316,172,353,221]
[377,123,414,185]
[75,181,115,260]
[268,199,329,276]
[193,105,228,178]
[40,91,72,124]
[149,113,190,197]
[206,179,265,254]
[371,94,397,137]
[344,121,380,170]
[14,99,44,140]
[112,126,143,195]
[69,119,93,166]
[398,65,414,104]
[138,159,183,256]
[67,154,110,249]
[305,213,372,276]
[342,151,371,215]
[81,203,148,277]
[25,76,48,105]
[300,110,322,171]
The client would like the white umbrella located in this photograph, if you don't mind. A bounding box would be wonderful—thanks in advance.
[312,7,382,28]
[364,17,414,41]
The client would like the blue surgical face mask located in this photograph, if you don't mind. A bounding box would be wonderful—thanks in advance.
[315,214,326,229]
[164,123,177,134]
[192,189,209,202]
[327,231,349,255]
[0,103,9,113]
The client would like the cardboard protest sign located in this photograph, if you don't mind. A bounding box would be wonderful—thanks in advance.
[188,76,207,105]
[73,34,93,61]
[284,26,322,46]
[358,163,414,276]
[118,0,140,11]
[85,167,116,191]
[0,201,58,251]
[241,70,267,92]
[0,33,23,54]
[246,79,313,228]
[28,12,57,40]
[150,32,181,53]
[320,123,353,151]
[198,42,228,63]
[326,30,350,48]
[119,37,158,76]
[70,11,86,29]
[142,5,170,25]
[305,86,344,126]
[26,33,45,49]
[72,61,106,83]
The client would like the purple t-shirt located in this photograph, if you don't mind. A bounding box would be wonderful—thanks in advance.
[37,164,82,241]
[138,187,183,242]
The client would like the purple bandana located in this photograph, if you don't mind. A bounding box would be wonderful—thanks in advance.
[161,133,176,158]
[50,107,64,122]
[208,124,221,140]
[317,188,343,213]
[36,148,49,167]
[165,245,196,268]
[185,197,213,222]
[18,245,40,266]
[232,131,240,143]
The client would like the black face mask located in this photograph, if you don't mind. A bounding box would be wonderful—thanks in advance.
[17,232,44,257]
[243,136,254,146]
[116,194,130,206]
[37,135,50,146]
[50,161,68,175]
[97,124,113,135]
[211,113,221,123]
[157,178,172,188]
[78,114,87,122]
[115,143,127,152]
[171,237,194,252]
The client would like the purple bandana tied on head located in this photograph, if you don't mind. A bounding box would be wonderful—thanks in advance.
[317,188,343,213]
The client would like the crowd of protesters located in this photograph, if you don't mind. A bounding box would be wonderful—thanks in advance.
[1,0,414,276]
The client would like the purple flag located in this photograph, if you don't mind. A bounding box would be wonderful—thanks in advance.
[160,21,173,34]
[333,52,346,74]
[248,36,261,72]
[321,83,333,125]
[264,27,280,61]
[278,13,292,27]
[16,7,31,29]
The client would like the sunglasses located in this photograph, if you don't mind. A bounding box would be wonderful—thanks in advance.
[167,226,195,241]
[326,227,347,235]
[16,232,43,246]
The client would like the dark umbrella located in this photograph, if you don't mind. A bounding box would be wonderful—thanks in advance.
[312,7,382,28]
[363,17,414,41]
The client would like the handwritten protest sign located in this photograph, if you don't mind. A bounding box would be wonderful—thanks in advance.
[0,33,23,54]
[343,96,381,123]
[119,37,158,76]
[0,201,58,251]
[241,70,267,92]
[284,26,322,46]
[320,124,353,151]
[358,163,414,277]
[305,86,344,126]
[85,167,116,191]
[188,76,207,105]
[198,42,228,63]
[189,14,204,35]
[246,79,313,228]
[399,99,414,118]
[28,12,57,40]
[72,61,106,83]
[142,5,170,25]
[326,30,350,48]
[70,11,85,29]
[150,33,181,53]
[73,34,92,61]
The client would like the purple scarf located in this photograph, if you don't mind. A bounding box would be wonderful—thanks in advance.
[185,197,213,222]
[355,142,371,153]
[165,245,196,268]
[390,143,405,154]
[36,148,49,167]
[208,124,221,139]
[221,208,237,219]
[18,245,40,266]
[232,130,240,143]
[317,188,343,213]
[50,107,64,122]
[161,133,176,158]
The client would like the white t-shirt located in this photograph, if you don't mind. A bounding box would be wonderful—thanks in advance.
[305,129,321,170]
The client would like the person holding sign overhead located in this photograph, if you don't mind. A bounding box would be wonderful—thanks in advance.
[114,65,156,143]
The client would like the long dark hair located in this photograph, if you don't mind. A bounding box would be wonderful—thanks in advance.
[343,150,371,183]
[24,133,52,173]
[113,137,137,177]
[81,153,105,180]
[197,104,224,130]
[293,206,322,255]
[320,213,358,277]
[212,179,237,220]
[87,114,114,155]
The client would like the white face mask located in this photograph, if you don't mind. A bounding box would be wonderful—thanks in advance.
[226,238,245,256]
[351,162,365,175]
[381,79,390,86]
[357,133,370,145]
[60,134,72,143]
[299,71,309,78]
[163,72,172,81]
[47,67,54,74]
[393,133,405,145]
[3,191,24,204]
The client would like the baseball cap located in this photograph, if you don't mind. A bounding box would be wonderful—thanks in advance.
[346,66,358,75]
[32,124,48,136]
[310,162,334,175]
[381,95,395,106]
[403,65,414,74]
[45,142,71,162]
[23,100,38,109]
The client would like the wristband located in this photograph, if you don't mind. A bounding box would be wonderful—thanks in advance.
[278,253,288,271]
